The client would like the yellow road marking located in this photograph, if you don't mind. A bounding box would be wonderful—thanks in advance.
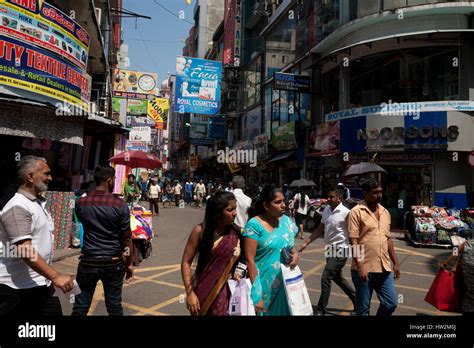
[303,263,326,279]
[395,284,430,292]
[299,258,325,263]
[121,302,168,316]
[88,281,104,316]
[134,264,181,273]
[400,270,435,278]
[132,277,185,290]
[394,247,437,259]
[306,288,451,316]
[127,266,181,286]
[300,247,327,255]
[407,261,438,266]
[149,296,183,311]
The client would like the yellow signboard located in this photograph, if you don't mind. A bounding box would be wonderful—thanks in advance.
[147,98,169,130]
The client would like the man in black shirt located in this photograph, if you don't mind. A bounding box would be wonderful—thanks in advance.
[72,165,133,316]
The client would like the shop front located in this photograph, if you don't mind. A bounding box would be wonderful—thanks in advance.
[332,107,473,227]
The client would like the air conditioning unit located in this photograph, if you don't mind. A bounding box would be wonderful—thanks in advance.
[95,7,102,27]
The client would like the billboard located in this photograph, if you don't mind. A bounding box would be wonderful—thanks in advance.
[0,0,90,70]
[0,35,91,109]
[272,121,297,151]
[130,127,151,142]
[113,68,158,99]
[273,72,311,93]
[223,0,241,67]
[147,97,168,130]
[307,121,340,157]
[174,56,221,115]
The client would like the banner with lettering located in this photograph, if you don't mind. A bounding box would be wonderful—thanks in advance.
[174,56,222,115]
[0,0,90,70]
[0,35,91,109]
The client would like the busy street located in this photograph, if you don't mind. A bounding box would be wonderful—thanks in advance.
[0,0,473,346]
[52,202,457,316]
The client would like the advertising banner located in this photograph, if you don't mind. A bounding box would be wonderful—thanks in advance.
[0,0,90,70]
[126,141,148,151]
[223,0,241,67]
[272,121,297,151]
[174,56,222,115]
[0,35,91,109]
[147,97,168,130]
[273,72,311,93]
[113,68,158,99]
[190,115,213,146]
[208,115,225,139]
[307,121,340,157]
[130,126,151,142]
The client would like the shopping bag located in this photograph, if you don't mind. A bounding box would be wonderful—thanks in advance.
[280,265,313,316]
[227,278,255,316]
[424,251,464,313]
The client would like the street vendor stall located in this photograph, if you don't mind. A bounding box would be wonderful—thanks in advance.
[405,206,473,248]
[109,150,162,264]
[130,205,154,265]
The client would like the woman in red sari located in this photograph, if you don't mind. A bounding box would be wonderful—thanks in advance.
[181,191,242,315]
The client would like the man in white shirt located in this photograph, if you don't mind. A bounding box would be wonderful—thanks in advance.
[298,186,356,316]
[231,175,251,229]
[173,180,183,207]
[293,190,311,239]
[0,156,74,315]
[194,180,206,208]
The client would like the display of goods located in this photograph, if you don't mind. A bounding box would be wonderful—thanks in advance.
[44,191,75,251]
[436,230,452,244]
[416,229,437,244]
[430,207,448,218]
[447,209,461,218]
[412,206,431,217]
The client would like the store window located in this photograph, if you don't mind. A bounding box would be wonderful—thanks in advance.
[265,17,296,79]
[242,55,262,110]
[350,47,459,106]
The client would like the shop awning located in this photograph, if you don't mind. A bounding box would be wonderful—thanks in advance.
[267,151,296,163]
[0,97,84,146]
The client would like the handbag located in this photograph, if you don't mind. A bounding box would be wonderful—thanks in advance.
[424,243,465,312]
[281,246,293,265]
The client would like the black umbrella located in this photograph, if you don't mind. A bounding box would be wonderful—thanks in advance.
[290,179,316,188]
[342,162,386,177]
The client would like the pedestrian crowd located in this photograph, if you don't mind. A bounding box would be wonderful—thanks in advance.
[0,156,472,317]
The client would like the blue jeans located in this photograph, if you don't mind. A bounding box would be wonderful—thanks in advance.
[351,270,397,316]
[72,259,126,316]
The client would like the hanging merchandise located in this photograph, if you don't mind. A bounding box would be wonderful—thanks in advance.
[44,191,75,251]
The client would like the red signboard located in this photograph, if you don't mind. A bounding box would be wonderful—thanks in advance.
[223,0,236,66]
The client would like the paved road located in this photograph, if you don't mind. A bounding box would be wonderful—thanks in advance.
[54,204,456,316]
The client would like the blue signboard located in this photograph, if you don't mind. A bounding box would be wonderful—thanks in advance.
[208,116,226,139]
[174,56,222,115]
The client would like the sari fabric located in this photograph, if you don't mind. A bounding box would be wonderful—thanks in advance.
[193,227,240,316]
[243,214,298,316]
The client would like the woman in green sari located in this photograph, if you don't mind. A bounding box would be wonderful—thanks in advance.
[244,184,299,316]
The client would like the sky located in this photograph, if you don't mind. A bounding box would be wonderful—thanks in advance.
[122,0,195,86]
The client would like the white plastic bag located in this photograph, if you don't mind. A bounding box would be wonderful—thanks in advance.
[227,278,256,316]
[281,264,313,316]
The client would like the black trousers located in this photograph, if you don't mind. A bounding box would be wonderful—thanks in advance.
[149,198,159,214]
[0,283,62,316]
[317,256,356,313]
